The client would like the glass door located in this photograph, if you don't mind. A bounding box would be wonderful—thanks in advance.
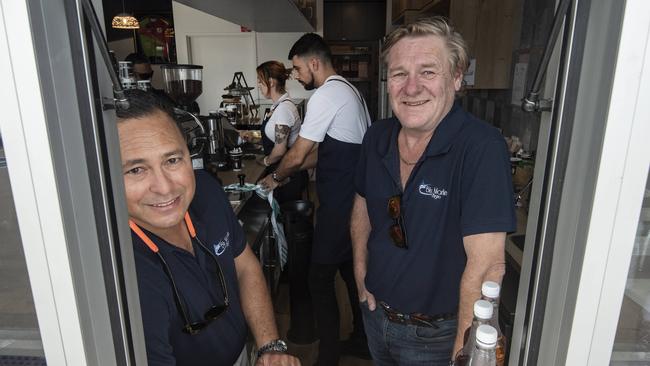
[0,0,147,364]
[509,0,650,364]
[610,173,650,364]
[0,136,45,364]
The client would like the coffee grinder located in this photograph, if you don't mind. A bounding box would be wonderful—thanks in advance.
[161,64,230,170]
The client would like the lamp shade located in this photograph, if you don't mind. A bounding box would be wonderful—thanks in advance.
[112,13,140,29]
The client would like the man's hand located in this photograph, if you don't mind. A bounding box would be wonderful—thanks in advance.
[256,353,301,366]
[258,174,280,192]
[357,283,377,311]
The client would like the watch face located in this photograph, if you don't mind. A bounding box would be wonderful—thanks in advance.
[276,339,288,350]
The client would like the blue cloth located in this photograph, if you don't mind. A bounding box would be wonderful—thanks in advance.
[361,302,457,365]
[354,102,517,316]
[132,171,247,366]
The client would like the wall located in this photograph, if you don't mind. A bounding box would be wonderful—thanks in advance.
[172,1,320,112]
[461,0,556,153]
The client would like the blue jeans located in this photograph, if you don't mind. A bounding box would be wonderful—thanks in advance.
[361,301,457,365]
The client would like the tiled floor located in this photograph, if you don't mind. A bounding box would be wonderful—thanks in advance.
[273,276,373,366]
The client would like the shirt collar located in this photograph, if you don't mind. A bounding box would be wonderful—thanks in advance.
[422,101,465,157]
[384,100,465,160]
[380,101,465,190]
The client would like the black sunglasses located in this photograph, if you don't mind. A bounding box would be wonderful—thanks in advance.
[155,236,230,335]
[387,195,408,249]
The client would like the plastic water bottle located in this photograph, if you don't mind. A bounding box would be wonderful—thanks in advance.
[468,324,498,366]
[481,281,506,366]
[454,300,494,366]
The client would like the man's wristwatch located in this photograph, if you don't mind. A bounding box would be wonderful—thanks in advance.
[256,339,288,358]
[271,171,283,183]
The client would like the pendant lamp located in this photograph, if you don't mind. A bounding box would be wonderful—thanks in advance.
[112,0,139,29]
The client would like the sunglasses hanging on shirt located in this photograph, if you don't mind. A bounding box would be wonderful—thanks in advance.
[129,212,230,335]
[387,194,408,249]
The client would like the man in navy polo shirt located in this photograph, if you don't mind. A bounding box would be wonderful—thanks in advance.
[116,90,299,366]
[351,17,516,365]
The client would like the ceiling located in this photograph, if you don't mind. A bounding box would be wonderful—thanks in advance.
[102,0,315,42]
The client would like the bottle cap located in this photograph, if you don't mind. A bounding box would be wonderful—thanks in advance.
[474,299,494,319]
[476,324,498,348]
[482,281,501,299]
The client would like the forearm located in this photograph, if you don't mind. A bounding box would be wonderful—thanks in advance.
[275,146,306,179]
[237,247,279,347]
[351,195,371,291]
[298,145,318,170]
[454,232,507,356]
[266,144,288,166]
[455,264,484,351]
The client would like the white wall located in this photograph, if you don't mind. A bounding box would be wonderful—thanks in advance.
[172,1,318,113]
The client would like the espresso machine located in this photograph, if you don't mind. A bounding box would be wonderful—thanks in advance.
[161,64,230,171]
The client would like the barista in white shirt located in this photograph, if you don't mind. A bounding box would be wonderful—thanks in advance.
[259,33,371,365]
[256,60,307,203]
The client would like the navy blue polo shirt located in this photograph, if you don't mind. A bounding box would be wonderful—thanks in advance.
[132,171,247,366]
[354,102,516,316]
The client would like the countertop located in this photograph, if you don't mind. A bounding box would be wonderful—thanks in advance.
[210,155,272,256]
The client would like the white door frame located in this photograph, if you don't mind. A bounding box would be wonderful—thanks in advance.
[0,0,148,364]
[565,0,650,363]
[0,0,87,363]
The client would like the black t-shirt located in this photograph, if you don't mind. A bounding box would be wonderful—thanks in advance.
[132,171,247,365]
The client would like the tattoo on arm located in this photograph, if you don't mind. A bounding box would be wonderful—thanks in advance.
[274,124,291,145]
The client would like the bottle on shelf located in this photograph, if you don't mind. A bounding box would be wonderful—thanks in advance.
[481,281,506,366]
[468,324,498,366]
[454,299,494,366]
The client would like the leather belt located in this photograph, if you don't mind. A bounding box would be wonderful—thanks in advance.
[379,301,456,328]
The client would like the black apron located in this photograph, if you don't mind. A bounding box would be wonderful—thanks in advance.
[260,99,308,203]
[312,78,369,264]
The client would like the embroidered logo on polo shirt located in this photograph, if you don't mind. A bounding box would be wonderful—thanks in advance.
[214,232,230,256]
[418,182,448,200]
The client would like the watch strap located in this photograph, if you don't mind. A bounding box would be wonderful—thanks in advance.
[256,339,288,359]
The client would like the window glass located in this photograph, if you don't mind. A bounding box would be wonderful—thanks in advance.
[0,136,46,364]
[610,171,650,365]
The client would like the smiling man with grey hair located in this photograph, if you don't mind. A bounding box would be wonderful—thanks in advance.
[351,17,516,365]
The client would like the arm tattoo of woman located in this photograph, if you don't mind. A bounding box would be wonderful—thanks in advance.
[275,124,291,145]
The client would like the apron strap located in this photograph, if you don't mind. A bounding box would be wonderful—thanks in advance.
[326,78,371,127]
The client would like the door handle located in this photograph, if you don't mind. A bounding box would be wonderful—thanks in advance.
[521,0,572,113]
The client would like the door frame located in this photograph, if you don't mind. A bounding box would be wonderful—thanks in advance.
[0,0,147,364]
[509,0,650,364]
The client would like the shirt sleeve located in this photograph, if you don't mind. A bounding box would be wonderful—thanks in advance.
[299,93,338,143]
[460,138,517,236]
[269,102,296,128]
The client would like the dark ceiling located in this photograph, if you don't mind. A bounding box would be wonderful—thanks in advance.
[102,0,173,41]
